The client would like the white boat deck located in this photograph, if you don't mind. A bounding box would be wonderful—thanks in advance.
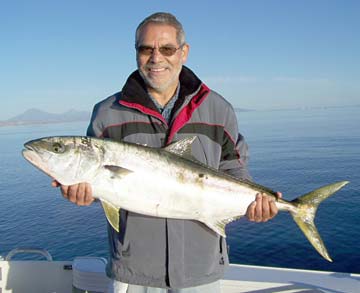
[222,263,360,292]
[1,258,359,293]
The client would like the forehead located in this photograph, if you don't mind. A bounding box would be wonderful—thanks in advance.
[138,23,178,45]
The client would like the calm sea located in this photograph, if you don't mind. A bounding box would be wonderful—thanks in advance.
[0,107,359,274]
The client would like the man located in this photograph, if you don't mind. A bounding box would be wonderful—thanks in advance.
[53,12,281,293]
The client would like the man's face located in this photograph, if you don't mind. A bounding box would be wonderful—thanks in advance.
[136,23,189,93]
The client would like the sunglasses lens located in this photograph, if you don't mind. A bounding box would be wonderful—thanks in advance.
[137,46,180,56]
[137,46,153,55]
[159,47,177,56]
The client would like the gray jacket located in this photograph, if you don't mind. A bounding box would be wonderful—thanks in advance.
[87,66,251,288]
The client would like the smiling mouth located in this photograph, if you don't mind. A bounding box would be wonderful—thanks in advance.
[149,68,166,72]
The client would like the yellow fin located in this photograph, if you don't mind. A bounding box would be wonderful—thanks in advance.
[101,200,120,232]
[204,216,241,237]
[290,181,349,262]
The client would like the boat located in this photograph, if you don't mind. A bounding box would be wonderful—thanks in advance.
[0,248,359,292]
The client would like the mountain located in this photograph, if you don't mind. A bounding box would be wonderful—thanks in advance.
[2,107,256,127]
[0,109,91,127]
[234,107,254,112]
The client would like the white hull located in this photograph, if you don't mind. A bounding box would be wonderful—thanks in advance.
[1,257,359,293]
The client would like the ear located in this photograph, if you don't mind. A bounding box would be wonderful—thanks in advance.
[181,43,190,64]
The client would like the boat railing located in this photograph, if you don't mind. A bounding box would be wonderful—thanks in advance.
[5,247,53,261]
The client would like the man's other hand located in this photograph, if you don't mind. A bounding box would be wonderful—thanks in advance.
[246,192,282,222]
[52,181,95,206]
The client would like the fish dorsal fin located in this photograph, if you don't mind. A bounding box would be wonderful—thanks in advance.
[104,165,133,178]
[164,136,197,158]
[101,200,120,232]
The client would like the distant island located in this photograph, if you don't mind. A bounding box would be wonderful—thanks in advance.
[234,108,254,112]
[0,108,91,127]
[3,105,355,127]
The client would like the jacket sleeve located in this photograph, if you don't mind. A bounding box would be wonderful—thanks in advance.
[86,102,106,138]
[219,105,252,181]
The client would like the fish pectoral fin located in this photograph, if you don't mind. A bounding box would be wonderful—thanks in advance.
[104,165,133,178]
[101,200,120,232]
[164,136,197,158]
[204,217,240,237]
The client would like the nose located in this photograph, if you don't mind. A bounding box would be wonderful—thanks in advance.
[149,47,163,62]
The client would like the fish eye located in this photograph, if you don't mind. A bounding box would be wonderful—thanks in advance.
[52,142,65,153]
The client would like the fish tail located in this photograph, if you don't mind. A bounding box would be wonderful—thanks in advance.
[289,181,349,262]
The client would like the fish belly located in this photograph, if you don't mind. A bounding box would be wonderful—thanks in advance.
[93,170,258,222]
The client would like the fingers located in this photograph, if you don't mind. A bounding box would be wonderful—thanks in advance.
[246,201,256,221]
[246,193,279,222]
[269,198,279,219]
[73,182,86,205]
[259,194,270,221]
[51,180,60,187]
[55,182,94,206]
[253,194,263,222]
[84,183,94,205]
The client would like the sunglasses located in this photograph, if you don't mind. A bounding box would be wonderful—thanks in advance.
[136,45,184,57]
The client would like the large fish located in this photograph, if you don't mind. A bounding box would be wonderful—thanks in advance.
[22,136,348,262]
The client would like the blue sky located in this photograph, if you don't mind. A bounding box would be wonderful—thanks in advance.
[1,0,359,119]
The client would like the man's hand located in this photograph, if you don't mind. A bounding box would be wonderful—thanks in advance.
[246,192,282,222]
[52,181,95,206]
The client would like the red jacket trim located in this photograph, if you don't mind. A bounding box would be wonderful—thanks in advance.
[166,84,210,145]
[119,100,167,125]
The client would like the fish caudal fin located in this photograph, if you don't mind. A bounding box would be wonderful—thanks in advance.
[290,181,349,262]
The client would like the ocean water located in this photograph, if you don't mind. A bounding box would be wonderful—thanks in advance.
[0,107,359,274]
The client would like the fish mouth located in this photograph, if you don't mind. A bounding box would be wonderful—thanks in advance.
[22,142,44,167]
[22,142,53,179]
[22,142,38,160]
[23,143,35,152]
[23,137,43,151]
[22,146,38,164]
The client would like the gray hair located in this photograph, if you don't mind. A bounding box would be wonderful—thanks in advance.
[135,12,186,47]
